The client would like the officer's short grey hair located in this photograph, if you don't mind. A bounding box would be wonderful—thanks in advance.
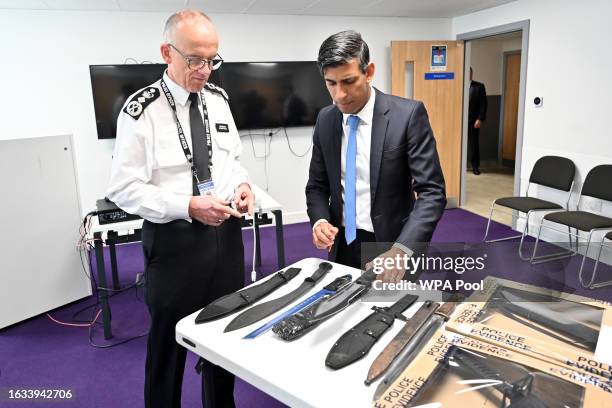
[163,10,211,43]
[317,30,370,75]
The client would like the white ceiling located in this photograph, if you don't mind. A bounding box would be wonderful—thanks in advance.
[0,0,517,18]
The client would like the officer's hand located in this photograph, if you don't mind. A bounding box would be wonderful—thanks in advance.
[474,119,482,129]
[188,195,242,226]
[234,183,255,215]
[366,246,407,284]
[312,221,339,252]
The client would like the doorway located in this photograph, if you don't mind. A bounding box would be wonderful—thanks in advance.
[458,21,529,228]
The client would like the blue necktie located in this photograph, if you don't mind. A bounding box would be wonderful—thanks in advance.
[345,114,360,244]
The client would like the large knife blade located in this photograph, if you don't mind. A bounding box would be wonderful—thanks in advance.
[497,288,599,351]
[224,262,333,332]
[365,300,438,385]
[195,267,300,323]
[372,300,461,400]
[243,274,353,339]
[307,268,377,322]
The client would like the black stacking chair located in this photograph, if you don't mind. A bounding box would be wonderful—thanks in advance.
[531,165,612,288]
[483,156,575,260]
[583,226,612,289]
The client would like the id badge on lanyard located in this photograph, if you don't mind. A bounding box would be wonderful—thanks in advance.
[197,178,215,196]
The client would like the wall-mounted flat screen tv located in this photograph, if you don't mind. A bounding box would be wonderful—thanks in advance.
[90,61,330,139]
[215,61,331,130]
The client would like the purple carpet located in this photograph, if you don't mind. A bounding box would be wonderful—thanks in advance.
[1,209,610,407]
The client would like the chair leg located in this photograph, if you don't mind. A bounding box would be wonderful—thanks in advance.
[483,202,495,241]
[483,203,524,243]
[580,238,612,289]
[578,232,594,288]
[529,221,576,265]
[530,223,544,263]
[518,212,531,261]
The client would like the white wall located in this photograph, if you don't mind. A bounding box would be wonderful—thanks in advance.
[453,0,612,190]
[0,10,451,223]
[471,39,502,94]
[471,36,521,95]
[454,0,612,252]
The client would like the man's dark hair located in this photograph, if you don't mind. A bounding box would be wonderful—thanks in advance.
[317,30,370,75]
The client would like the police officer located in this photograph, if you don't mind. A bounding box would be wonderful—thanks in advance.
[107,10,254,408]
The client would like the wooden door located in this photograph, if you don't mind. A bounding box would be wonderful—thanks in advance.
[502,53,521,161]
[391,41,464,205]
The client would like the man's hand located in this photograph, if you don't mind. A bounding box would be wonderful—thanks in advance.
[189,195,242,226]
[312,221,339,252]
[366,246,407,284]
[474,119,482,129]
[234,183,255,215]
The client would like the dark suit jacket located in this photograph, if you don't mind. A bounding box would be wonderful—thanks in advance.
[469,80,487,124]
[305,88,446,261]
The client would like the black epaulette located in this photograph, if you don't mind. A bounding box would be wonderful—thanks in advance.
[122,87,160,120]
[204,82,229,101]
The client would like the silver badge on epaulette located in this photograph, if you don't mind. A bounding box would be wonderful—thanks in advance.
[126,101,143,117]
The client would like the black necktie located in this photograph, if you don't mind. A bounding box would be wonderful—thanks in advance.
[188,92,211,195]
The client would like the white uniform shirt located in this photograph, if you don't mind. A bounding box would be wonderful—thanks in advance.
[107,72,249,223]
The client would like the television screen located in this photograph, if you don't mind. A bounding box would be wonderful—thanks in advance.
[216,61,331,130]
[89,61,330,138]
[90,64,167,139]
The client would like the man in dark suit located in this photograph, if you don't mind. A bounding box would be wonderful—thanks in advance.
[468,67,487,175]
[305,30,446,283]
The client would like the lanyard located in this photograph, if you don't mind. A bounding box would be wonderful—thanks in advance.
[160,79,213,183]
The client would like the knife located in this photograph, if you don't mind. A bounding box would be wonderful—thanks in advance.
[243,274,353,339]
[372,299,461,400]
[365,300,439,385]
[194,267,301,324]
[497,287,599,351]
[307,268,378,322]
[325,293,418,370]
[224,262,333,332]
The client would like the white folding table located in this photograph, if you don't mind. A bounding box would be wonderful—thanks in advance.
[176,257,427,408]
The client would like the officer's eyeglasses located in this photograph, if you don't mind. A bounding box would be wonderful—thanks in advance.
[168,44,223,71]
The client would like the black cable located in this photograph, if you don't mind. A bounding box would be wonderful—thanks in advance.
[87,305,148,348]
[242,129,278,159]
[72,212,147,339]
[283,126,312,157]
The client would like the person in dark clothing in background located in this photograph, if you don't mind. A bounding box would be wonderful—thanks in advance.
[468,67,487,175]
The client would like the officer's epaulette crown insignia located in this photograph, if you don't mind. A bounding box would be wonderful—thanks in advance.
[123,87,160,120]
[204,82,229,101]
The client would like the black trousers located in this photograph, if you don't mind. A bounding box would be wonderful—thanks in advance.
[468,123,481,170]
[334,228,379,269]
[142,218,244,408]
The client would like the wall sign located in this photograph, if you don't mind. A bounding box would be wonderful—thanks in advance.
[430,45,447,71]
[425,72,455,80]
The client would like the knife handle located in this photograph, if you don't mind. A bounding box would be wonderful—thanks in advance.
[323,274,352,291]
[305,262,333,284]
[281,267,301,281]
[435,293,465,320]
[435,301,459,320]
[356,268,377,285]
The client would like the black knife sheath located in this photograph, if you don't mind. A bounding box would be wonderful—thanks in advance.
[195,267,301,323]
[224,262,333,332]
[325,293,418,370]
